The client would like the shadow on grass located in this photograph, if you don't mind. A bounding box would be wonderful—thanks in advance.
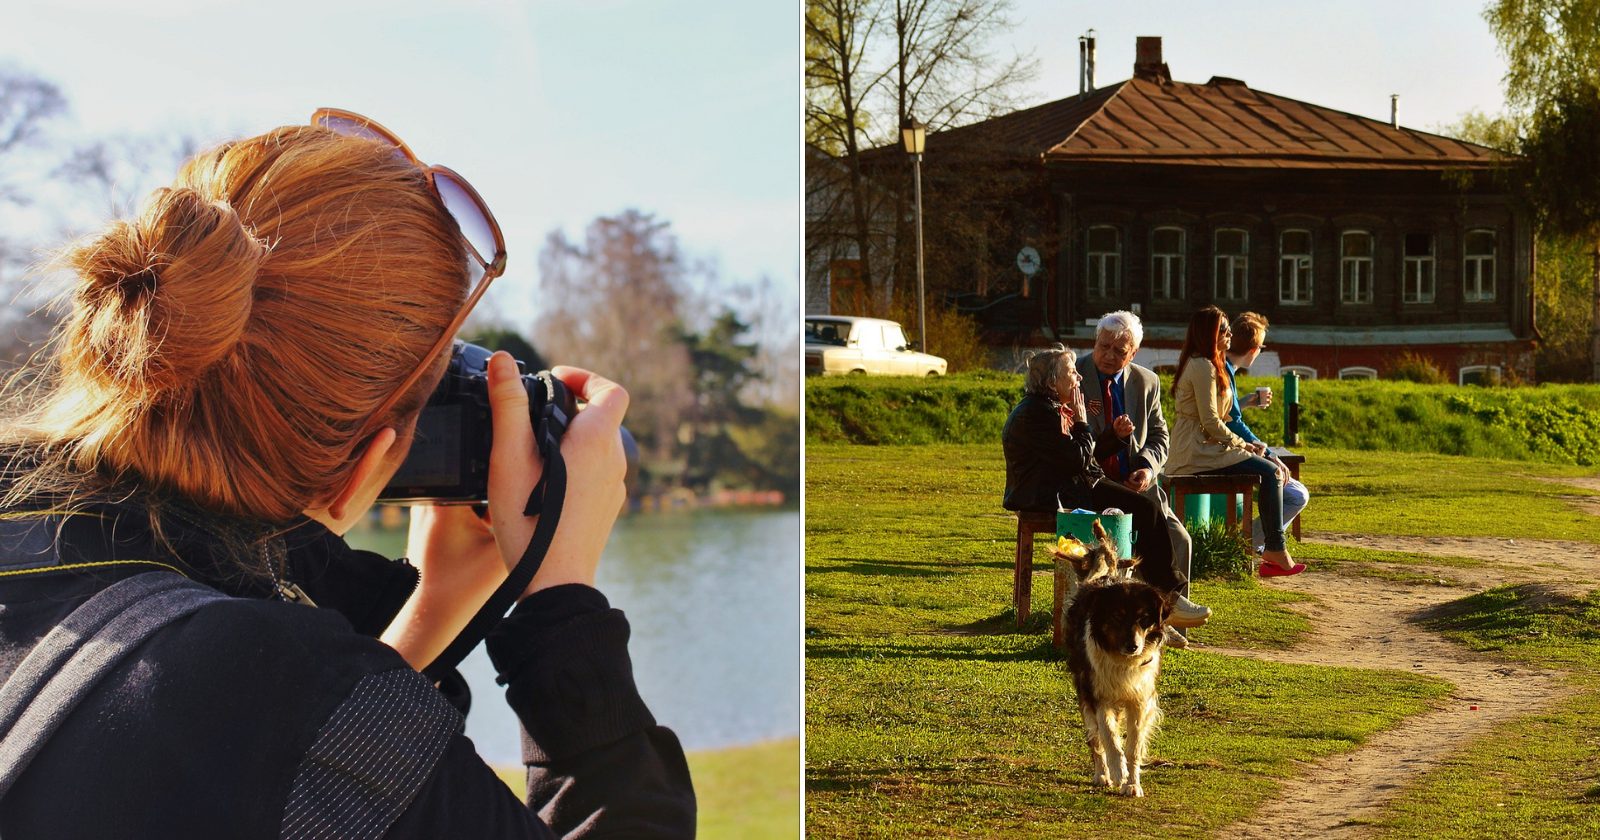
[806,635,1061,663]
[806,558,951,577]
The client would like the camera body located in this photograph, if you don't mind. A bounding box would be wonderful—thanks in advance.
[378,341,576,505]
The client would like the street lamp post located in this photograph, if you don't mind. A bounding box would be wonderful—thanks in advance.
[901,116,926,353]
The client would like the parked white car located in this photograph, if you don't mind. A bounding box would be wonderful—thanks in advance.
[805,316,948,376]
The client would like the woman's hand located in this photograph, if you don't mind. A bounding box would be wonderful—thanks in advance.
[486,353,630,598]
[380,505,507,669]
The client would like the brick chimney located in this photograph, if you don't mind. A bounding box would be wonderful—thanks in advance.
[1133,36,1171,83]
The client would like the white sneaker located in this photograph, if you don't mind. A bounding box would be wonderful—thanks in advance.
[1169,594,1212,628]
[1162,624,1189,649]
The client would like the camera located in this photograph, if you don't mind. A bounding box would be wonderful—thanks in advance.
[377,340,633,504]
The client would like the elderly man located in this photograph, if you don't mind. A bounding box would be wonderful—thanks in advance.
[1076,311,1210,641]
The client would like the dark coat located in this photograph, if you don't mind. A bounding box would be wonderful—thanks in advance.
[0,499,695,839]
[1002,392,1104,513]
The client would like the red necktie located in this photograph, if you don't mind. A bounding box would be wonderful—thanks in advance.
[1099,377,1124,480]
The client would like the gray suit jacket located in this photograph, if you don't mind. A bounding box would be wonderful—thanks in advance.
[1075,355,1171,477]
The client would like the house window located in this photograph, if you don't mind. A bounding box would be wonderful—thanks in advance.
[1464,230,1497,302]
[1459,364,1502,386]
[1340,231,1374,304]
[1281,365,1319,380]
[1151,227,1185,300]
[1339,366,1378,380]
[1086,225,1121,298]
[1278,229,1313,305]
[1403,233,1435,304]
[1213,228,1248,300]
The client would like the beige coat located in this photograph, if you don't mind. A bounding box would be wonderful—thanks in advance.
[1167,358,1252,475]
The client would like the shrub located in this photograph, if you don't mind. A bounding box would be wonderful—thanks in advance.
[1388,352,1448,384]
[1187,519,1257,581]
[885,297,988,373]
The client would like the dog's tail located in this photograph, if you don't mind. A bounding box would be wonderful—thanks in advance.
[1091,519,1109,542]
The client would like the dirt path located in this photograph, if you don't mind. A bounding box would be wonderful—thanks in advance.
[1209,529,1593,839]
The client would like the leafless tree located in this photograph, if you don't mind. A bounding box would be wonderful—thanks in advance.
[805,0,1034,313]
[534,210,696,480]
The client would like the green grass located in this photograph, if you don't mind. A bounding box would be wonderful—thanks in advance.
[806,443,1465,837]
[807,374,1600,465]
[495,738,800,839]
[1361,587,1600,838]
[1281,446,1600,541]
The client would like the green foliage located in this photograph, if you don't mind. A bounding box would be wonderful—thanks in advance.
[1387,352,1448,384]
[1530,233,1597,380]
[884,296,988,372]
[809,374,1600,466]
[1188,520,1256,581]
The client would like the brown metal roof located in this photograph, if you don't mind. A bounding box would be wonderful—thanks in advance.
[924,75,1508,170]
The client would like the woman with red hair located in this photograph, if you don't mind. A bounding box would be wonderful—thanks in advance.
[0,111,693,837]
[1168,306,1303,576]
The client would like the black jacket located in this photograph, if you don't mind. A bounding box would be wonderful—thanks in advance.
[0,500,695,839]
[1001,392,1104,513]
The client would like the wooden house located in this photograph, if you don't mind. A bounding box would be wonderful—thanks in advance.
[903,37,1534,383]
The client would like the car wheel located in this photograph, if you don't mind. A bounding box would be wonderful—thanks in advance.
[926,370,941,376]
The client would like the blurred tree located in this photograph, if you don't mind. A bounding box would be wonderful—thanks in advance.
[1484,0,1600,378]
[535,210,695,484]
[676,309,766,489]
[462,326,547,372]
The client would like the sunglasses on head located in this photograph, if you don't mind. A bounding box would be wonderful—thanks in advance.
[310,108,509,432]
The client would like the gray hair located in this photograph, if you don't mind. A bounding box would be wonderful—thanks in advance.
[1023,344,1072,397]
[1096,310,1144,348]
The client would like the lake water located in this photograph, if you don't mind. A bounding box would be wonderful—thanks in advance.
[348,506,800,766]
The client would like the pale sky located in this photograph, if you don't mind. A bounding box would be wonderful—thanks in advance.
[1,0,800,330]
[1003,0,1509,134]
[3,1,1517,333]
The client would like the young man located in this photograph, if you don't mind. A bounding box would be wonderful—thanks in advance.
[1226,312,1310,551]
[1076,311,1210,645]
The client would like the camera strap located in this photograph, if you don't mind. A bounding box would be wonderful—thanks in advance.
[421,398,571,683]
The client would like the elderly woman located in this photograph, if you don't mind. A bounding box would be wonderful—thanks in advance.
[1168,306,1304,576]
[1002,346,1212,627]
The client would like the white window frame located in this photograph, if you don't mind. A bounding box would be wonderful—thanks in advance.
[1213,228,1249,300]
[1278,229,1313,305]
[1402,232,1436,304]
[1281,365,1319,380]
[1150,226,1186,300]
[1340,230,1374,305]
[1338,366,1378,380]
[1464,229,1497,303]
[1458,364,1502,386]
[1086,225,1121,298]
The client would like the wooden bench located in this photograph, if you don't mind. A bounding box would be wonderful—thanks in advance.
[1168,474,1261,537]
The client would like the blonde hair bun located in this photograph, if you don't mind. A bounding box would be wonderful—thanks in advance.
[64,186,262,398]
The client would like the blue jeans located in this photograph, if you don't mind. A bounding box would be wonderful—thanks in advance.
[1253,478,1308,551]
[1214,456,1286,551]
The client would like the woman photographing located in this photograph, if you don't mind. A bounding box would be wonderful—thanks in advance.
[0,111,694,837]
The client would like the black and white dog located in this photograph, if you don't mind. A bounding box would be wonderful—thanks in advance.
[1063,524,1174,797]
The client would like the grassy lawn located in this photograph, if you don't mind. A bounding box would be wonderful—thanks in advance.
[495,738,800,839]
[805,443,1483,838]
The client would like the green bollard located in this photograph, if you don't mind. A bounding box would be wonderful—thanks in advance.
[1283,371,1300,446]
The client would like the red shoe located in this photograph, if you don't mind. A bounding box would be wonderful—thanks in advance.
[1259,561,1306,577]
